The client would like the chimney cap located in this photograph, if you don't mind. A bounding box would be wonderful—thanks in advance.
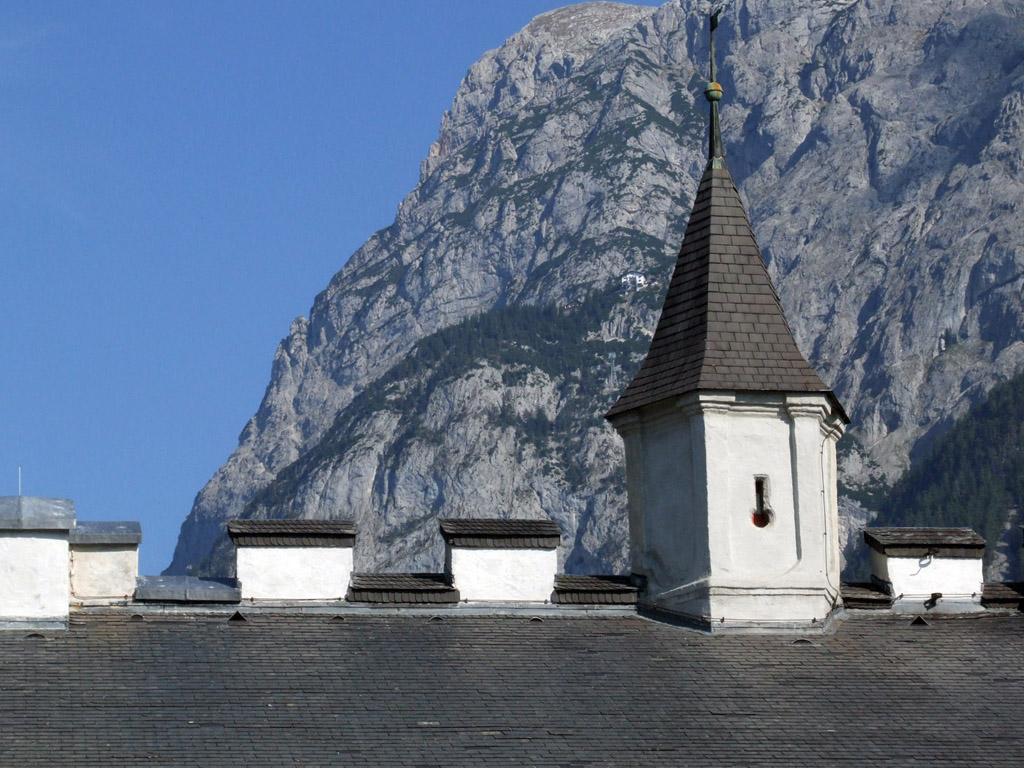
[0,496,76,531]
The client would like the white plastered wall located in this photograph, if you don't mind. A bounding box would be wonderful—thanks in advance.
[70,545,138,601]
[449,548,556,602]
[0,532,69,620]
[237,547,353,601]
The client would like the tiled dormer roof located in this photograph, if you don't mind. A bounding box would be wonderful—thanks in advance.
[607,162,834,418]
[226,519,356,547]
[864,527,986,558]
[439,519,562,549]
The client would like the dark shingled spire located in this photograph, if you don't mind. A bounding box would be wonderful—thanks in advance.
[607,12,840,420]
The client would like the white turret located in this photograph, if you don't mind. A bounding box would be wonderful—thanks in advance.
[605,14,848,632]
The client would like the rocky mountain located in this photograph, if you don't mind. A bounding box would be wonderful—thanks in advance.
[168,0,1024,577]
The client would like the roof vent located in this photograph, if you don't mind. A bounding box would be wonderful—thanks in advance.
[910,616,930,627]
[864,528,985,614]
[129,614,145,622]
[228,611,248,623]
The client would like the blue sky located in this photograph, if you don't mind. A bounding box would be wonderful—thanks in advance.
[0,2,656,573]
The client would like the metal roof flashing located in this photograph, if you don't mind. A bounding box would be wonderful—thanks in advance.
[134,575,241,603]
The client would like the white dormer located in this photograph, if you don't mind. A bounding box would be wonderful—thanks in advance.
[864,528,985,613]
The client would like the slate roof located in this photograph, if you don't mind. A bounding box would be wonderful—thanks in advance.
[440,518,562,548]
[839,582,893,610]
[982,582,1024,609]
[226,519,356,547]
[553,574,638,605]
[607,162,841,418]
[2,610,1022,766]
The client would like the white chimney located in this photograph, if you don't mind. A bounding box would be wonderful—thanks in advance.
[228,520,355,601]
[69,521,141,604]
[0,496,75,626]
[440,519,561,602]
[864,528,985,613]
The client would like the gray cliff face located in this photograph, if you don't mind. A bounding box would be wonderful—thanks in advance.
[169,0,1024,576]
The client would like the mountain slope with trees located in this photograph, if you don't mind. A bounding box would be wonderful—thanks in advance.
[864,368,1024,579]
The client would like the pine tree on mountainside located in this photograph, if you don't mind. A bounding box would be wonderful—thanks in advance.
[876,369,1024,563]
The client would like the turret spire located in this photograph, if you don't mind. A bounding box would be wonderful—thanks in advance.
[704,9,725,168]
[606,3,843,421]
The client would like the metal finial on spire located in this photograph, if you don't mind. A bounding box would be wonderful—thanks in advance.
[703,8,725,167]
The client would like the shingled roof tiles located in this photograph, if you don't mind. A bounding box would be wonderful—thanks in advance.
[864,527,986,558]
[864,528,987,549]
[2,612,1023,766]
[607,165,833,418]
[347,573,459,604]
[439,518,562,549]
[981,582,1024,609]
[553,575,638,605]
[840,582,894,610]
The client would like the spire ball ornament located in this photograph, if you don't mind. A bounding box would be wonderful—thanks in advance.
[704,81,723,102]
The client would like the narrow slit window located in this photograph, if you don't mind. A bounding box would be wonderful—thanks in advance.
[752,477,771,528]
